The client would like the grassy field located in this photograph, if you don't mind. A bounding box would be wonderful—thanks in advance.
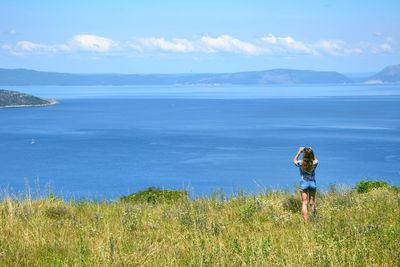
[0,184,399,266]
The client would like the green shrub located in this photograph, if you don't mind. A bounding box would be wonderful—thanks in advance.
[355,180,389,193]
[120,187,188,204]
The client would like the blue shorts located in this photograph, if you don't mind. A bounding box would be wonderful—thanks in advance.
[299,179,317,191]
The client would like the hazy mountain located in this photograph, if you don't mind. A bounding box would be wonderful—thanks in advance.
[0,89,55,107]
[0,68,350,85]
[366,64,400,83]
[194,69,350,84]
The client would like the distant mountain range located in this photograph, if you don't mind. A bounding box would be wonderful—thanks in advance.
[0,64,399,86]
[0,89,56,107]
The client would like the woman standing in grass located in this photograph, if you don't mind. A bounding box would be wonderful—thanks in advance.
[293,147,318,221]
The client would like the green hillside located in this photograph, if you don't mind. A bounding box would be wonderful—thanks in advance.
[0,89,56,107]
[0,184,398,266]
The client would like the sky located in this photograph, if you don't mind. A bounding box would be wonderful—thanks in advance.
[1,0,399,74]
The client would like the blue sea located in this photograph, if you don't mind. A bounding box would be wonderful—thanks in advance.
[0,84,399,199]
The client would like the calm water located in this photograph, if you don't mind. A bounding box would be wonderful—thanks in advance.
[0,84,399,199]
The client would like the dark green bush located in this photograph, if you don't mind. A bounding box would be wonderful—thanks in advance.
[120,187,188,204]
[355,180,389,193]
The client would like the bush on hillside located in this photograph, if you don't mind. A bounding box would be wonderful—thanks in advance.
[120,187,188,204]
[355,180,396,193]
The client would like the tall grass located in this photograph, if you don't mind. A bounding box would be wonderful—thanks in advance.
[0,186,398,266]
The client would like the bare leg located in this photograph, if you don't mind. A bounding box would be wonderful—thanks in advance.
[309,190,316,214]
[300,190,309,221]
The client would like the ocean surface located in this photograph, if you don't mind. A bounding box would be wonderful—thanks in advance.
[0,84,399,199]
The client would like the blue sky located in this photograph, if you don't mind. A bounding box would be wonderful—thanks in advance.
[1,0,399,73]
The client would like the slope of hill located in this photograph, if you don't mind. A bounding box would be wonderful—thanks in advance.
[0,185,398,266]
[367,64,400,83]
[0,89,56,107]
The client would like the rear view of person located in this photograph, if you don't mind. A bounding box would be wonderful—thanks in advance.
[293,147,318,221]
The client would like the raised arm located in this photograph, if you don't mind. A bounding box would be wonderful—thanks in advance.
[293,147,304,164]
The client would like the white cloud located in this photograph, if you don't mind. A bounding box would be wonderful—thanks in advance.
[1,33,394,57]
[313,40,345,56]
[71,34,115,52]
[13,41,71,54]
[1,35,115,55]
[200,35,262,55]
[137,37,195,52]
[130,35,263,55]
[57,44,72,52]
[280,36,316,55]
[362,37,394,54]
[262,34,366,56]
[262,34,317,55]
[262,34,278,45]
[17,41,46,51]
[380,43,393,52]
[1,44,17,54]
[371,41,393,54]
[15,41,70,54]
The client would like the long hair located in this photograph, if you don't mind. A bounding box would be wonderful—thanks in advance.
[301,148,315,173]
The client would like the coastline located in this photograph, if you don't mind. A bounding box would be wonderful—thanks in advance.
[0,99,58,109]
